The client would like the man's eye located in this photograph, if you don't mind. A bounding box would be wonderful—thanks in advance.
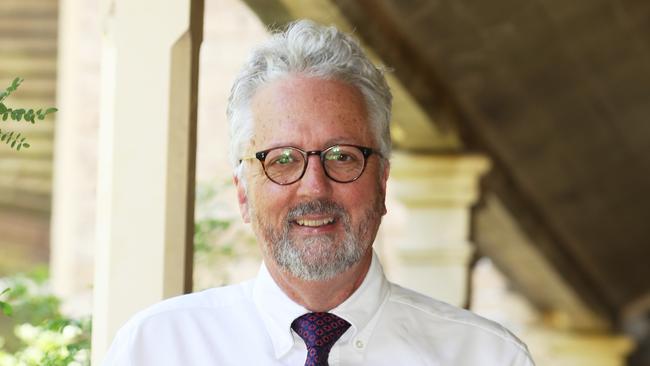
[326,152,352,161]
[274,153,295,164]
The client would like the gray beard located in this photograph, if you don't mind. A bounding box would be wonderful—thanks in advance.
[255,199,381,281]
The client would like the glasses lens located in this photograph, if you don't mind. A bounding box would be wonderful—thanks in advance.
[263,147,305,184]
[323,145,365,182]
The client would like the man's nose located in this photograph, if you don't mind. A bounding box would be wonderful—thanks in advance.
[296,155,333,198]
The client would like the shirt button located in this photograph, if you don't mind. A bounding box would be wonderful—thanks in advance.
[355,340,364,349]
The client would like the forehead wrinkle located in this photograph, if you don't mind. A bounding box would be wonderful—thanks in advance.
[249,75,373,151]
[253,75,367,121]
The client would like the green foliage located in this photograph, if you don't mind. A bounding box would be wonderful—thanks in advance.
[0,77,57,151]
[0,130,30,151]
[0,289,11,317]
[0,78,22,103]
[0,270,91,366]
[193,180,259,289]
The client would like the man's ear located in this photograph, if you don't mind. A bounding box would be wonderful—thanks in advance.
[233,174,250,223]
[380,160,390,215]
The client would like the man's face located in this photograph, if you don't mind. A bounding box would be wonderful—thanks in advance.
[235,75,389,281]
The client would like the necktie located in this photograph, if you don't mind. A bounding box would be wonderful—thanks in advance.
[291,312,351,366]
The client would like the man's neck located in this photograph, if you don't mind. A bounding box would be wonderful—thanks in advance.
[265,250,373,312]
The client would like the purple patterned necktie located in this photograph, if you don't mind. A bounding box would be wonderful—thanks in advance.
[291,312,351,366]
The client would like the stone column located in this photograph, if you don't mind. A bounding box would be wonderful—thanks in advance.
[50,0,100,314]
[91,0,203,363]
[383,152,490,306]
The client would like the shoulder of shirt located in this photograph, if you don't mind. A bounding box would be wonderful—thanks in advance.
[387,281,531,355]
[122,279,254,326]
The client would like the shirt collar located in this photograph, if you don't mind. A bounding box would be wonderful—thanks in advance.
[252,250,390,359]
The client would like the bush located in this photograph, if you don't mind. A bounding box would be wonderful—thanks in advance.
[0,180,251,365]
[0,270,90,366]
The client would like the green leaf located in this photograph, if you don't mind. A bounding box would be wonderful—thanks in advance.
[10,77,23,91]
[11,108,25,121]
[37,107,58,120]
[0,301,13,316]
[24,109,35,123]
[0,129,29,151]
[0,78,56,152]
[0,77,22,103]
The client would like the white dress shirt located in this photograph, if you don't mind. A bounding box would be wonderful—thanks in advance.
[103,252,535,365]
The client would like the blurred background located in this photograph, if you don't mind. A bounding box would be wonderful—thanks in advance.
[0,0,648,365]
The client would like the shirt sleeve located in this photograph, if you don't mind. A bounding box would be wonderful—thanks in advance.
[512,346,536,366]
[101,324,135,366]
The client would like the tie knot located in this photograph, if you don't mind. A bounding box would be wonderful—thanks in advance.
[291,312,351,351]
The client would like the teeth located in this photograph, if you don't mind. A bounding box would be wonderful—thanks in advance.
[296,218,335,227]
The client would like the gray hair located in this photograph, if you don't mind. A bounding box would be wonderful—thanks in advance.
[227,19,392,178]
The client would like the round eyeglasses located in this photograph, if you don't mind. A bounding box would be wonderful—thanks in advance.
[240,144,378,185]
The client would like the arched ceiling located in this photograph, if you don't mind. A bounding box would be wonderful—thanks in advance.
[240,0,650,330]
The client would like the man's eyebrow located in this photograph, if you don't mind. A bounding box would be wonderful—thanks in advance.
[323,137,360,147]
[258,138,362,151]
[256,142,297,150]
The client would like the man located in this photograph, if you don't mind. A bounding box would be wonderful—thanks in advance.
[104,20,535,365]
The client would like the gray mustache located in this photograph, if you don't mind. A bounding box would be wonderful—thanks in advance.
[286,200,347,221]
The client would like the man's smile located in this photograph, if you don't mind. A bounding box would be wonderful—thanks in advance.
[290,215,339,235]
[294,217,336,227]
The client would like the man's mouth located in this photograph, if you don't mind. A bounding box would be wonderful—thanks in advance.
[294,217,336,227]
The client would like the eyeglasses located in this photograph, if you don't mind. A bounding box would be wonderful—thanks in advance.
[240,144,378,185]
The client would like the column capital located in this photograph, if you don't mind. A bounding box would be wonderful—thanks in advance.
[382,152,490,306]
[389,152,491,207]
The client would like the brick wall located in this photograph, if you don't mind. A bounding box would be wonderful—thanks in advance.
[0,0,58,273]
